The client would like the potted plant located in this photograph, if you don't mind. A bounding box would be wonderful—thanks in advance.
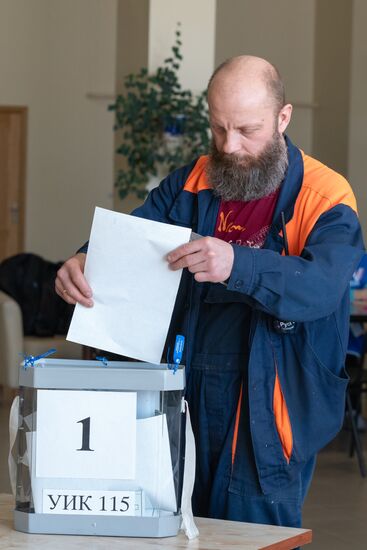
[109,25,210,200]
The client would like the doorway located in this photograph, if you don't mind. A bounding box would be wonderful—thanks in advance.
[0,106,27,262]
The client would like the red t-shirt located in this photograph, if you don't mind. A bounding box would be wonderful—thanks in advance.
[214,190,280,248]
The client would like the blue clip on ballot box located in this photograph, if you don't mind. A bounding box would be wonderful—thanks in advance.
[13,359,185,538]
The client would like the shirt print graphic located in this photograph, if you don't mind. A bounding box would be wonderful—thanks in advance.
[214,190,280,249]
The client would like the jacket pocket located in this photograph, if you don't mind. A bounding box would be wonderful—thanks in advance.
[299,339,349,388]
[290,337,349,458]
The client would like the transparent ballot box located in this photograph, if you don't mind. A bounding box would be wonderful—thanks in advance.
[13,359,185,537]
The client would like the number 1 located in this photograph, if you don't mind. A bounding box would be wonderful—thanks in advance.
[76,417,94,451]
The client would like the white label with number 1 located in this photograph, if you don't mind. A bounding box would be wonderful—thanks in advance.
[36,390,137,479]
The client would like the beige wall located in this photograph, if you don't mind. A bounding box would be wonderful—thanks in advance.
[115,0,150,91]
[0,0,117,262]
[349,0,367,241]
[312,0,353,177]
[215,0,316,154]
[148,0,216,93]
[114,0,150,214]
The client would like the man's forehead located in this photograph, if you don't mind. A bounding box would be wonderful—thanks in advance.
[209,79,273,111]
[209,64,267,91]
[209,111,266,127]
[208,95,274,125]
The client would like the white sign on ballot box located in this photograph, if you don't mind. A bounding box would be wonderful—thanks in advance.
[42,489,142,516]
[36,390,137,479]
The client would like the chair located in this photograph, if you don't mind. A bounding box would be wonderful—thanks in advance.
[0,290,82,390]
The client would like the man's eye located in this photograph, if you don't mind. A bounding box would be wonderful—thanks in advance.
[240,129,253,136]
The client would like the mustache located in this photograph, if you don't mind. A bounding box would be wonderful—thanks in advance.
[210,148,270,170]
[206,134,288,202]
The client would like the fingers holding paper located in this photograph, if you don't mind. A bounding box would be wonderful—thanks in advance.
[167,237,234,283]
[55,252,93,307]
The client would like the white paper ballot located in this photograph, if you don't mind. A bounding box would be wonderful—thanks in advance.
[67,207,191,363]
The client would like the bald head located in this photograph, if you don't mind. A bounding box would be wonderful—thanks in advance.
[208,55,285,114]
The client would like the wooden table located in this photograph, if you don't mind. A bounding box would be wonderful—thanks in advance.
[0,494,311,549]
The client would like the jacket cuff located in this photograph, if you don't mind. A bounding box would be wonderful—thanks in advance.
[227,244,255,294]
[76,243,88,254]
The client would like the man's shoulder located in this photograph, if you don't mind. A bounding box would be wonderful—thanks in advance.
[162,157,203,190]
[181,155,211,193]
[161,156,211,194]
[300,151,356,211]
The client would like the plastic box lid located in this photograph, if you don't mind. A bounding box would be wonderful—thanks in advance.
[19,359,185,391]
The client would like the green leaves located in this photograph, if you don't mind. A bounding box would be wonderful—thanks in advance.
[110,24,210,200]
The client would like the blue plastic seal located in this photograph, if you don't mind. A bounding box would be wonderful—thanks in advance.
[22,348,57,368]
[166,335,185,374]
[173,335,185,366]
[96,356,108,366]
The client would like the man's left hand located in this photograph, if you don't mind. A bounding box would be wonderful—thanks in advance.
[167,237,234,283]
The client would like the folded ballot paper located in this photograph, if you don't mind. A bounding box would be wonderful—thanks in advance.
[67,207,191,364]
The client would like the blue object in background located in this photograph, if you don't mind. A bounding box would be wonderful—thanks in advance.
[348,254,367,358]
[350,253,367,289]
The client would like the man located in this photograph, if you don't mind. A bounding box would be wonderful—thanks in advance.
[56,56,364,528]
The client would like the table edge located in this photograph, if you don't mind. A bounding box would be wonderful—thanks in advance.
[260,529,312,550]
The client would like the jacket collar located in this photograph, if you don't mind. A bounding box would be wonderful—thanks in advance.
[272,135,304,225]
[265,135,304,252]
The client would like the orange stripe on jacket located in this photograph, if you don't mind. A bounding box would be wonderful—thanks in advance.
[232,385,243,466]
[273,368,293,462]
[183,156,211,193]
[285,153,358,256]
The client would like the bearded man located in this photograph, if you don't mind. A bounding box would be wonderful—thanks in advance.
[56,56,364,529]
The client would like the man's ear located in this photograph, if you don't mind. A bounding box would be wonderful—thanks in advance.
[277,103,293,133]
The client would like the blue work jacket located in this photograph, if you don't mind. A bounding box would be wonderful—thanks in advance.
[130,136,364,494]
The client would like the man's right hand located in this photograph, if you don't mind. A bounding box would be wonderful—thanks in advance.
[55,253,93,307]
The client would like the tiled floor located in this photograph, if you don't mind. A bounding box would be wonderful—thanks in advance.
[1,401,366,548]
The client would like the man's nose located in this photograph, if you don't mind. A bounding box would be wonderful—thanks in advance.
[222,132,241,155]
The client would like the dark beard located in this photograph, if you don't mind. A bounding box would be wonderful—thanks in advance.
[206,133,288,202]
